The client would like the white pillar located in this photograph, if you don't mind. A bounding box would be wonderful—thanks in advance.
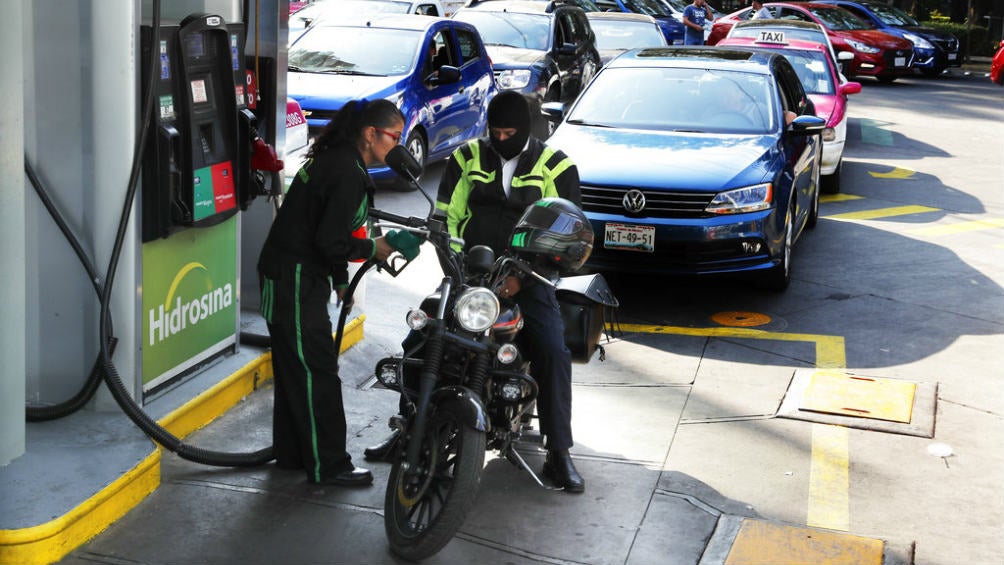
[0,0,26,466]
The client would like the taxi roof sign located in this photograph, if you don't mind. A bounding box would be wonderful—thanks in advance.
[756,30,787,45]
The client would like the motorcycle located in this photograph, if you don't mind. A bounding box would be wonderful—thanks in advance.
[368,146,618,561]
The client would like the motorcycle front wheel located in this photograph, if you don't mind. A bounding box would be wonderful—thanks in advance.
[384,406,486,561]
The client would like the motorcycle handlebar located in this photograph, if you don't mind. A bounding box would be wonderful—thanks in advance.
[369,208,425,228]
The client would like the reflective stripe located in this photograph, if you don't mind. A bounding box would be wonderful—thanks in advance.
[293,265,322,482]
[260,279,274,323]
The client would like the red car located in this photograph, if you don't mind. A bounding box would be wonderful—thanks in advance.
[718,34,861,193]
[992,39,1004,86]
[708,2,915,82]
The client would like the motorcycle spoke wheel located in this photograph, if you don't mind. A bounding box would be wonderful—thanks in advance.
[384,409,486,561]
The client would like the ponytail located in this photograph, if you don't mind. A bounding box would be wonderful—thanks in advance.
[308,98,404,158]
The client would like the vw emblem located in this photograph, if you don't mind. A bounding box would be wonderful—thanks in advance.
[622,189,646,213]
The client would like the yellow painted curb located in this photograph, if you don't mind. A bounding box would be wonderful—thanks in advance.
[0,451,160,565]
[0,315,365,565]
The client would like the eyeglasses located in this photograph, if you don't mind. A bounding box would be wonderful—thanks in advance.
[374,127,402,143]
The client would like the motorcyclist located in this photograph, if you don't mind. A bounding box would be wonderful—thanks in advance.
[365,91,586,492]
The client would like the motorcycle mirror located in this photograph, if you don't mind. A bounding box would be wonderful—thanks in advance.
[386,145,422,181]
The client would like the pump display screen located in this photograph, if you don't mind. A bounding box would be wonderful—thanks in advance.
[185,33,205,58]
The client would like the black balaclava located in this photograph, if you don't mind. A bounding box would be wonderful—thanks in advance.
[487,91,531,160]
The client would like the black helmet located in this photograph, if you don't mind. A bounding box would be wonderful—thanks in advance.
[510,198,593,272]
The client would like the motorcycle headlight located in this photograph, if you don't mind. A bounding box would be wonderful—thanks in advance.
[845,39,880,54]
[706,183,772,214]
[496,69,532,90]
[454,288,500,333]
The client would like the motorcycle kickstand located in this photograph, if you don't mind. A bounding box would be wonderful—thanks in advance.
[503,446,563,491]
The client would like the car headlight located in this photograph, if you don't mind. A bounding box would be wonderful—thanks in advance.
[822,127,836,142]
[706,183,772,214]
[454,288,500,333]
[845,39,881,54]
[902,32,933,50]
[496,69,532,90]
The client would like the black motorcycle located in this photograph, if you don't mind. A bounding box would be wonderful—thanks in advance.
[367,147,618,561]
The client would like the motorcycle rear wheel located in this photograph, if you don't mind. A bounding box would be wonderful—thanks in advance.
[384,407,486,561]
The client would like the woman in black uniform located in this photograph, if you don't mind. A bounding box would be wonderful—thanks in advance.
[258,99,403,486]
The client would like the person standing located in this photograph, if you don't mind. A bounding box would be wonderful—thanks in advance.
[751,0,772,19]
[683,0,713,45]
[258,99,402,486]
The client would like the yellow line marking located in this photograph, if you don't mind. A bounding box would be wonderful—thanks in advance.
[825,205,940,221]
[619,323,850,531]
[726,519,882,565]
[868,166,915,179]
[820,194,864,203]
[908,218,1004,237]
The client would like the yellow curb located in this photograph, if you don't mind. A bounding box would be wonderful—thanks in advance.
[0,315,365,565]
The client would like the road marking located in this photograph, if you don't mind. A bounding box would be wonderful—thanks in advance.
[618,323,850,531]
[859,118,894,146]
[868,166,916,180]
[825,205,940,221]
[820,194,863,203]
[908,218,1004,237]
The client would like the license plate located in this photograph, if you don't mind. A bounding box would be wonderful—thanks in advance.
[894,56,906,67]
[948,53,958,61]
[604,222,654,252]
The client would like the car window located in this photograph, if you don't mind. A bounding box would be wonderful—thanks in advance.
[590,19,666,50]
[423,29,453,79]
[415,3,440,15]
[777,7,813,23]
[781,49,834,95]
[290,27,421,75]
[567,66,774,133]
[455,27,483,66]
[803,6,871,30]
[454,11,552,51]
[774,58,808,117]
[621,0,674,18]
[865,3,919,26]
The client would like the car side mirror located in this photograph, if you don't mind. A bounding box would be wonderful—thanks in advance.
[788,114,826,135]
[840,81,862,95]
[557,43,577,55]
[541,101,565,122]
[837,51,854,62]
[428,65,461,85]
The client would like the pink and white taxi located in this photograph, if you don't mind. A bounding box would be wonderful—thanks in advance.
[718,33,860,193]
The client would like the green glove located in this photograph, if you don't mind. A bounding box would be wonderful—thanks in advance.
[385,229,423,261]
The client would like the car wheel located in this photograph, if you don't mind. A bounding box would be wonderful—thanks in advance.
[762,198,794,292]
[390,129,426,192]
[822,159,841,194]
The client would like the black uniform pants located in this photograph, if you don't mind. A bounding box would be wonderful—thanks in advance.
[260,263,353,483]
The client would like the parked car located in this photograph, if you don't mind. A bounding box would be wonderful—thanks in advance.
[725,19,852,75]
[815,0,960,77]
[992,39,1004,86]
[287,14,497,188]
[289,0,450,44]
[719,35,860,193]
[453,0,602,137]
[592,0,687,45]
[659,0,725,41]
[543,46,826,290]
[708,2,915,82]
[283,97,310,191]
[587,12,668,65]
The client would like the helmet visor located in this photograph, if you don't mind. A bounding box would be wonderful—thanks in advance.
[519,204,585,235]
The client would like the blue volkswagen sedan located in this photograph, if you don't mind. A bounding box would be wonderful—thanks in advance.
[544,47,825,290]
[287,14,497,189]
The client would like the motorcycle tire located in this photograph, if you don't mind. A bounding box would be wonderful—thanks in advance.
[384,406,486,561]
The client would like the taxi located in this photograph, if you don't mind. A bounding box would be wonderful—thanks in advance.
[718,32,860,193]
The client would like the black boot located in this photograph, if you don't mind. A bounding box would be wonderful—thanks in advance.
[543,449,584,493]
[364,429,401,462]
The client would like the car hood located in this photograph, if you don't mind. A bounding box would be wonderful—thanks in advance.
[838,29,913,50]
[485,45,545,68]
[902,25,957,42]
[288,72,403,110]
[550,125,775,191]
[808,94,839,127]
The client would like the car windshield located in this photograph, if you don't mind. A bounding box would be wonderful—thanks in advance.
[622,0,675,18]
[781,49,834,95]
[289,27,421,75]
[590,20,666,50]
[567,66,776,133]
[864,3,919,27]
[454,11,550,51]
[806,6,872,30]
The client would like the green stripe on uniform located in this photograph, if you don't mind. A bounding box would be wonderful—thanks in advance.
[293,265,322,482]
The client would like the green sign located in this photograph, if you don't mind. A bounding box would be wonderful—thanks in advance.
[141,217,238,389]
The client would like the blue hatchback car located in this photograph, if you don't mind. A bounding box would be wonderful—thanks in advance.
[816,0,961,76]
[287,14,497,188]
[594,0,687,45]
[544,47,826,290]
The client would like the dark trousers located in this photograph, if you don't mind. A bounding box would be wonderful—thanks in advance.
[260,264,353,483]
[515,282,574,451]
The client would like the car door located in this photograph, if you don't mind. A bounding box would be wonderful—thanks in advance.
[417,24,473,158]
[552,9,599,104]
[774,58,819,232]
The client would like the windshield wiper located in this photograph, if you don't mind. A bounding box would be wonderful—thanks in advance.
[321,69,383,76]
[288,65,304,72]
[566,119,614,128]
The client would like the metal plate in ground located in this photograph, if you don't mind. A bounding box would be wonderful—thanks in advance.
[802,371,916,423]
[777,369,937,438]
[724,519,884,565]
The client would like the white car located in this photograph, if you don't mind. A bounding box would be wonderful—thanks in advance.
[289,0,452,44]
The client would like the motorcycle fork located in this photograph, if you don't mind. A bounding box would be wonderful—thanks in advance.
[403,277,453,476]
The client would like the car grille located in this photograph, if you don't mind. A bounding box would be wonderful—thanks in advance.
[588,240,768,273]
[931,37,959,53]
[884,48,915,68]
[581,184,716,218]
